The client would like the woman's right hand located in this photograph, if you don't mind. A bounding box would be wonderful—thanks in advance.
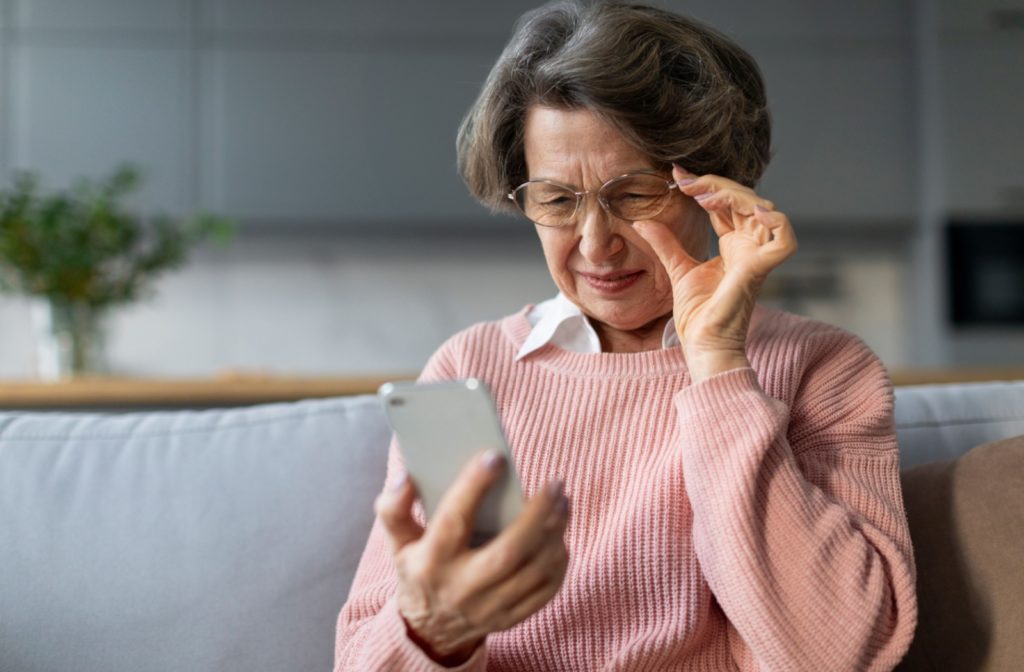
[375,450,570,665]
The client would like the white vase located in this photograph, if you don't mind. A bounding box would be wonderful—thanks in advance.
[29,298,110,380]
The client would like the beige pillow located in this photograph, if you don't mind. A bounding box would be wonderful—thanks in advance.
[897,435,1024,671]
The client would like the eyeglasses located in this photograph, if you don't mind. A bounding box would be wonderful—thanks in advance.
[507,170,680,228]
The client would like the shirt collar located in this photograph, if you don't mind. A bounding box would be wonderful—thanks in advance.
[515,292,679,361]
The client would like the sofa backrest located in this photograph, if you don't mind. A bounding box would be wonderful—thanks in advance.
[1,380,1022,672]
[892,380,1024,469]
[0,395,391,672]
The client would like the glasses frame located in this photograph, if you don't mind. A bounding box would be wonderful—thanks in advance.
[507,169,680,228]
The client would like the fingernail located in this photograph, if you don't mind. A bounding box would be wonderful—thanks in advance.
[391,470,407,492]
[481,450,506,472]
[694,192,714,201]
[545,493,570,530]
[676,178,697,186]
[556,495,570,518]
[672,163,694,175]
[755,203,770,213]
[546,479,564,500]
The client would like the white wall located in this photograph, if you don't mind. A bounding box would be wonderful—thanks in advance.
[0,232,912,378]
[0,234,554,377]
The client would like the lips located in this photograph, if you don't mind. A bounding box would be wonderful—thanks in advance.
[578,270,644,294]
[581,271,642,281]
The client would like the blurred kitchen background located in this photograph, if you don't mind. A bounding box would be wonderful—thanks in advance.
[0,0,1021,382]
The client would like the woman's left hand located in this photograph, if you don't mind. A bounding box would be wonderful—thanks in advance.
[633,166,797,383]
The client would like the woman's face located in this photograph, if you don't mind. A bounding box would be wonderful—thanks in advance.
[522,106,709,338]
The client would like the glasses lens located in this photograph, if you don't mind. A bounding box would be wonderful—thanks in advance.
[602,174,671,221]
[513,183,577,227]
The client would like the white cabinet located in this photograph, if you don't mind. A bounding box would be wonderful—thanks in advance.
[194,0,519,224]
[756,49,916,221]
[198,47,497,222]
[0,0,925,226]
[199,0,528,38]
[938,44,1024,214]
[683,0,908,43]
[8,45,188,212]
[2,0,188,212]
[12,0,184,32]
[677,0,917,222]
[937,0,1024,37]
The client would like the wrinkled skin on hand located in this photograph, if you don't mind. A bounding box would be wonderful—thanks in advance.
[375,451,570,665]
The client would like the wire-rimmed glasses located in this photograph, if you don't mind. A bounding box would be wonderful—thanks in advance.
[507,170,680,228]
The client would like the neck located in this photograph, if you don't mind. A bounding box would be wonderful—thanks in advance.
[592,313,674,353]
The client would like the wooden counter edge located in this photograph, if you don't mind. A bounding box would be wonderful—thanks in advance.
[0,369,1021,408]
[0,374,416,407]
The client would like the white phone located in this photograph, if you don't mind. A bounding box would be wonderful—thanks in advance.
[378,378,523,547]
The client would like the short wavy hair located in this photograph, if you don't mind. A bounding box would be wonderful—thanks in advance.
[456,0,771,214]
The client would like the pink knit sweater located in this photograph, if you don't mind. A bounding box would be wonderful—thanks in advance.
[335,305,918,671]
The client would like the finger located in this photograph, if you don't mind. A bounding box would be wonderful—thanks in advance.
[705,206,736,240]
[375,469,425,552]
[423,449,507,556]
[494,552,568,630]
[468,479,569,585]
[672,166,757,200]
[754,207,799,267]
[693,189,773,240]
[465,534,568,625]
[631,219,701,280]
[694,187,771,217]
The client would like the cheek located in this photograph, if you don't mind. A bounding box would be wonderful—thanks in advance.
[537,230,576,279]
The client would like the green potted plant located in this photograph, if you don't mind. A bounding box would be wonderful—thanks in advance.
[0,164,233,379]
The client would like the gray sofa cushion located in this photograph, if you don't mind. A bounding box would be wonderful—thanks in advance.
[893,380,1024,469]
[0,395,390,672]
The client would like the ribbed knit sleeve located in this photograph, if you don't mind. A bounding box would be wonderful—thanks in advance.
[333,337,490,671]
[674,333,917,671]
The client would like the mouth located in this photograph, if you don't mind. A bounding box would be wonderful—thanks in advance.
[578,270,644,294]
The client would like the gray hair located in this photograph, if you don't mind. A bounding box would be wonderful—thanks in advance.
[456,0,772,213]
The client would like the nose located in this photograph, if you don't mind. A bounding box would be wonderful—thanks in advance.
[576,198,626,263]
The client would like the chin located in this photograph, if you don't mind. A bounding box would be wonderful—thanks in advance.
[582,301,663,331]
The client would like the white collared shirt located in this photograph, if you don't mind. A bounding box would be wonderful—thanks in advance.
[515,292,680,360]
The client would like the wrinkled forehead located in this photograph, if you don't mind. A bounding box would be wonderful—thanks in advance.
[522,106,657,187]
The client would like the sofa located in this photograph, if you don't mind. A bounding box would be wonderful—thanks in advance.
[1,380,1022,672]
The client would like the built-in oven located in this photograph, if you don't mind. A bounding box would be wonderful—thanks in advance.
[947,221,1024,326]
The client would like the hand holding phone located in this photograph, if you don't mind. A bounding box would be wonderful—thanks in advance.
[372,424,570,665]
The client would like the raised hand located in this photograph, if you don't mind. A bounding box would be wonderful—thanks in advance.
[632,165,797,382]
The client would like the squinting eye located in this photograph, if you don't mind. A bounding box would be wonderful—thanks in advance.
[614,192,660,202]
[529,190,575,208]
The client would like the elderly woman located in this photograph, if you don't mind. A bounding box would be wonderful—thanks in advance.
[335,1,917,670]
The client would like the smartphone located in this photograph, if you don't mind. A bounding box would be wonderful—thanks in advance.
[378,378,523,547]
